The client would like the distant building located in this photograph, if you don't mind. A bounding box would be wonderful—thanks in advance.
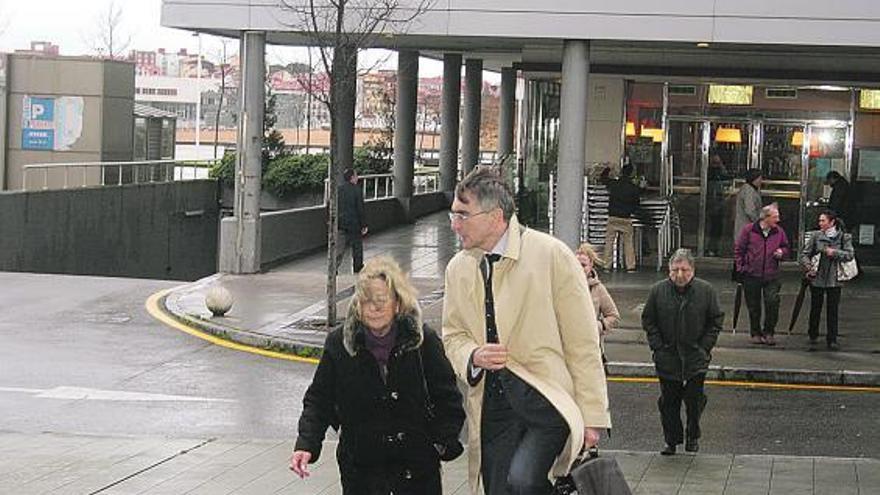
[135,75,220,128]
[15,41,60,57]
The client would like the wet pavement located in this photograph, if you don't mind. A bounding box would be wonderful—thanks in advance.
[2,433,877,494]
[2,270,878,493]
[164,211,880,386]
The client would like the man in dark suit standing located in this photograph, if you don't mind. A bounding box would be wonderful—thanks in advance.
[336,168,368,273]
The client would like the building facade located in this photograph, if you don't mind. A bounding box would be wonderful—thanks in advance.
[161,1,880,270]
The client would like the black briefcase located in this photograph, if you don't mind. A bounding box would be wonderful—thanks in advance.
[554,448,632,495]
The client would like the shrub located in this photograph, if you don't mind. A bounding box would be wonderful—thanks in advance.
[263,154,329,198]
[209,152,236,186]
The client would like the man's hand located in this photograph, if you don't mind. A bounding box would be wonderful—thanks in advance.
[361,226,369,236]
[824,246,835,257]
[289,450,312,478]
[472,343,508,370]
[584,427,601,449]
[773,248,784,259]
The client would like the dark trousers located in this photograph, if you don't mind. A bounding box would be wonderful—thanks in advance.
[742,276,782,337]
[808,286,842,344]
[657,374,707,446]
[481,370,569,495]
[335,228,364,273]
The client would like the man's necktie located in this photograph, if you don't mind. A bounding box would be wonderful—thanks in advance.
[483,253,503,396]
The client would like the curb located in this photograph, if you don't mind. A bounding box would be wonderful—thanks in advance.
[159,286,880,389]
[608,362,880,388]
[161,285,324,360]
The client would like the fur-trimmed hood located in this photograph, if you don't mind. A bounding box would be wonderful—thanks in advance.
[342,300,424,357]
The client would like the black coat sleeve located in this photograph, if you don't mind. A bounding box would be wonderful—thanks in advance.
[699,287,724,351]
[356,187,367,230]
[641,285,664,351]
[421,326,465,446]
[293,338,338,463]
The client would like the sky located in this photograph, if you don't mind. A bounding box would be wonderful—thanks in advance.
[0,0,484,79]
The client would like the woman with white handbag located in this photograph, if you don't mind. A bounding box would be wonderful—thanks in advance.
[800,210,856,351]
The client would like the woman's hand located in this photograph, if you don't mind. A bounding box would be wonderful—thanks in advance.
[825,247,836,257]
[289,450,312,478]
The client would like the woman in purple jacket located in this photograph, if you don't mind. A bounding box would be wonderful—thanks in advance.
[734,204,790,346]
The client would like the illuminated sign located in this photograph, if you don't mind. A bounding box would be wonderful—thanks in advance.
[708,85,753,105]
[860,89,880,110]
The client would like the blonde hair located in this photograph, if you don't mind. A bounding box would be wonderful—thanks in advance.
[575,242,605,269]
[350,256,419,321]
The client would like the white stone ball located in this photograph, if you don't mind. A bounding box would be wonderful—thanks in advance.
[205,286,234,317]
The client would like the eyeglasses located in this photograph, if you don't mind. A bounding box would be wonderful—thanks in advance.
[448,210,493,222]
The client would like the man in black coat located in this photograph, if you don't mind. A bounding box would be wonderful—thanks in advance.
[604,165,641,272]
[336,168,368,273]
[825,171,852,228]
[642,249,723,455]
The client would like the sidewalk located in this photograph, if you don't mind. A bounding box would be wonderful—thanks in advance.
[2,432,877,494]
[162,211,880,386]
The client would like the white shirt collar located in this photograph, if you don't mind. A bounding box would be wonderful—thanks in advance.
[489,226,510,257]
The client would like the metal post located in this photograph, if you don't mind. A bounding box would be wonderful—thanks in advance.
[498,67,516,159]
[440,53,462,192]
[555,40,590,249]
[393,50,418,201]
[195,33,202,158]
[462,58,483,175]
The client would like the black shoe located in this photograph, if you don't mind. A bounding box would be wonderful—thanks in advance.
[827,342,840,351]
[685,438,699,453]
[660,444,677,456]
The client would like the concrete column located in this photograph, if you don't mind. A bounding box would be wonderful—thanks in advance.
[220,31,265,273]
[555,40,590,249]
[461,58,483,175]
[393,50,418,201]
[439,53,462,192]
[498,67,516,159]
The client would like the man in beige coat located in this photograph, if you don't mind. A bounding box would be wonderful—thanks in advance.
[442,167,611,495]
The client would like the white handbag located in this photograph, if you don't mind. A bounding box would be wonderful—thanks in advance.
[810,253,858,282]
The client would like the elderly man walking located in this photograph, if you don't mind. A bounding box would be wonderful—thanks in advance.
[642,249,723,456]
[734,204,790,346]
[443,167,611,495]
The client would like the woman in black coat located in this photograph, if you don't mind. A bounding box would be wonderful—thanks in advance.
[290,256,465,495]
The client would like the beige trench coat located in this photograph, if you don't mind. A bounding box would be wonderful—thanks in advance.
[442,215,612,494]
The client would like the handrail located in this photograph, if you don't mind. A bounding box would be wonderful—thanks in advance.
[22,159,218,191]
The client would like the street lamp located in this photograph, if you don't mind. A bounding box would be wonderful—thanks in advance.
[193,32,202,160]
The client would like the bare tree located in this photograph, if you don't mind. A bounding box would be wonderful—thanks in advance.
[87,1,131,59]
[279,0,435,330]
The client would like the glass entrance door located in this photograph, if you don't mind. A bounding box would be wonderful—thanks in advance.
[759,123,805,253]
[802,124,848,241]
[667,120,706,253]
[704,122,751,257]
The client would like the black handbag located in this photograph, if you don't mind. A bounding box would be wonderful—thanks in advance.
[417,347,463,462]
[554,448,632,495]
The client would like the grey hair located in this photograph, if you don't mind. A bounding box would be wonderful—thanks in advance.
[455,166,516,221]
[668,248,695,268]
[759,203,779,220]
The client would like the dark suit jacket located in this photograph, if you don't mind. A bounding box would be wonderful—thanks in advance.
[338,181,366,233]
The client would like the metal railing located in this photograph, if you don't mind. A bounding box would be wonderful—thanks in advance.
[21,159,218,191]
[414,170,440,195]
[322,170,441,204]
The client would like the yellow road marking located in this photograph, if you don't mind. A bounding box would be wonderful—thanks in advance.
[145,288,321,365]
[609,376,880,393]
[147,288,879,393]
